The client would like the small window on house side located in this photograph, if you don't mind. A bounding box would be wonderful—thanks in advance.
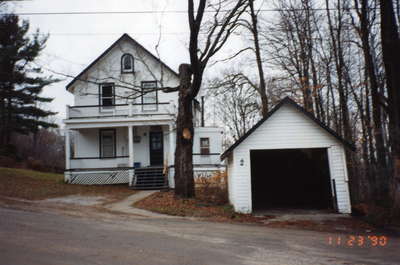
[200,138,210,155]
[142,81,158,111]
[100,129,116,158]
[100,83,114,107]
[121,54,134,73]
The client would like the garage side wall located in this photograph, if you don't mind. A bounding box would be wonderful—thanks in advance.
[228,104,352,214]
[327,146,352,213]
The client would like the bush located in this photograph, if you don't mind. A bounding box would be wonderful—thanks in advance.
[352,203,395,227]
[195,171,228,205]
[0,144,17,158]
[0,155,19,168]
[25,157,45,172]
[195,171,227,188]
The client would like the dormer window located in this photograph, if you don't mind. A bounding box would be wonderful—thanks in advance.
[121,54,134,73]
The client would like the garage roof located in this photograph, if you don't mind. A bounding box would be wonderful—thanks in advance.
[220,97,355,160]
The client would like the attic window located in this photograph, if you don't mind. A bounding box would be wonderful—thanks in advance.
[121,54,134,73]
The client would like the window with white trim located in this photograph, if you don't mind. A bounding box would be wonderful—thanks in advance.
[100,83,114,107]
[142,81,157,111]
[100,129,116,158]
[200,138,210,155]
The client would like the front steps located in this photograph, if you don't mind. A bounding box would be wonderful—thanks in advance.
[131,167,168,190]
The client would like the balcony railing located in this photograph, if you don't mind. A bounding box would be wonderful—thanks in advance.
[66,102,175,119]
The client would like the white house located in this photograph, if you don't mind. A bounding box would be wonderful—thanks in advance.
[221,97,353,214]
[63,34,223,188]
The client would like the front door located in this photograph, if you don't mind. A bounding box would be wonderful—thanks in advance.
[149,132,163,166]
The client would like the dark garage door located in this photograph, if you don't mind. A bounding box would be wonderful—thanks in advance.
[250,148,334,211]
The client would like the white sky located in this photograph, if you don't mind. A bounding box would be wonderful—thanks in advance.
[8,1,189,124]
[9,0,271,125]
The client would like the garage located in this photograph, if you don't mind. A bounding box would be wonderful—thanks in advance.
[222,97,353,214]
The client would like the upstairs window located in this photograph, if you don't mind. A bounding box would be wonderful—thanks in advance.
[200,138,210,155]
[141,81,158,111]
[100,129,116,158]
[121,54,134,73]
[100,83,115,107]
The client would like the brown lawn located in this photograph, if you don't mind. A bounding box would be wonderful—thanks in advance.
[134,190,270,223]
[0,167,134,201]
[134,190,379,234]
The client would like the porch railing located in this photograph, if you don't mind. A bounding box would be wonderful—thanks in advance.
[66,101,175,119]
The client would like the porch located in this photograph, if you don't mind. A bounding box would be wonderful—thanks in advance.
[66,101,176,120]
[64,123,174,188]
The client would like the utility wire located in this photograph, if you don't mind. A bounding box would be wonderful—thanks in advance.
[29,32,191,36]
[5,7,377,16]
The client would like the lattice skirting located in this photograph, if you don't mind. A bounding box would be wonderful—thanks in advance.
[65,170,130,185]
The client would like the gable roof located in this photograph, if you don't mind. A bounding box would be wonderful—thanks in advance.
[220,97,355,160]
[66,33,179,90]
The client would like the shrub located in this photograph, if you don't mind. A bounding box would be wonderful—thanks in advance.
[195,171,228,205]
[353,203,396,227]
[0,155,19,168]
[0,144,17,157]
[195,171,227,188]
[25,157,45,172]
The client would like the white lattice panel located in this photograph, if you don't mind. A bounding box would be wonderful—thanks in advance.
[68,170,129,185]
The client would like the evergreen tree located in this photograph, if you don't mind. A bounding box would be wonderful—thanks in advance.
[0,14,59,153]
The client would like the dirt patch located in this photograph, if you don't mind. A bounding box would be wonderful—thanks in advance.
[43,195,106,206]
[0,167,134,202]
[135,191,379,233]
[134,190,273,223]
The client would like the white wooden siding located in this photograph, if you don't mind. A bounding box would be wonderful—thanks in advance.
[71,126,222,177]
[166,127,223,188]
[227,154,235,205]
[228,104,351,214]
[72,125,170,169]
[70,38,179,108]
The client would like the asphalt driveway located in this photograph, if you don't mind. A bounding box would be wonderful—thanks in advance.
[0,205,399,265]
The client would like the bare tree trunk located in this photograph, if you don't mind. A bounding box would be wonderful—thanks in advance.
[356,0,388,202]
[249,0,269,117]
[172,0,247,198]
[379,0,400,214]
[174,64,195,198]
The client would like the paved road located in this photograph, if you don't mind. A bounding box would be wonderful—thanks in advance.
[0,206,399,265]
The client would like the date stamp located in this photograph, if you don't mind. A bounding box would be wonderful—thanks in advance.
[327,235,388,247]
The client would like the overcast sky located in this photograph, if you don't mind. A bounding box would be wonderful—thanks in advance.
[7,1,188,124]
[8,0,271,125]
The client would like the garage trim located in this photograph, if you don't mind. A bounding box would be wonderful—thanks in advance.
[221,97,354,214]
[221,97,355,161]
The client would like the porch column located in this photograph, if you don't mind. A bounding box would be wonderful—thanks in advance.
[128,125,134,167]
[65,128,71,170]
[168,123,175,188]
[128,125,134,185]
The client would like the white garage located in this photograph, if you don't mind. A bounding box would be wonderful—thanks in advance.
[221,97,353,214]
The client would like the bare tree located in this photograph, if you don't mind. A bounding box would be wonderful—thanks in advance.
[379,0,400,214]
[166,0,248,198]
[236,0,269,117]
[207,69,260,141]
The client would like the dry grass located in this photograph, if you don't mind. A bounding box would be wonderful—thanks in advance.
[135,191,377,233]
[134,190,271,223]
[0,167,134,201]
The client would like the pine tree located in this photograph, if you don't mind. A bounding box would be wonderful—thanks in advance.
[0,14,59,154]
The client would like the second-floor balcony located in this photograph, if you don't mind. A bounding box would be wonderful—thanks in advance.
[66,101,176,120]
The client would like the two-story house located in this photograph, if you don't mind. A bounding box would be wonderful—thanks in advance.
[63,34,223,189]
